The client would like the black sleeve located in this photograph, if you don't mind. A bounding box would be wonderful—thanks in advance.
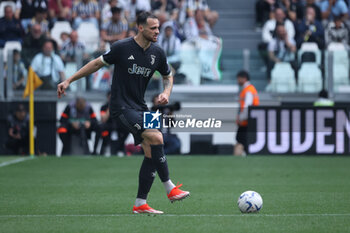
[102,41,121,65]
[157,48,171,76]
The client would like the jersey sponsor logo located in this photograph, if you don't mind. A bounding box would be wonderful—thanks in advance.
[128,55,135,60]
[150,55,156,65]
[128,64,152,77]
[143,110,161,129]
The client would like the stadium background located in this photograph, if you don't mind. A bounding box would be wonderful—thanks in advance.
[1,1,350,232]
[1,0,349,155]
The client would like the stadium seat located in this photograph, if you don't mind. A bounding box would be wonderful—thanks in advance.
[300,42,318,51]
[0,1,16,18]
[325,47,349,92]
[51,21,73,47]
[297,62,322,93]
[327,42,346,51]
[333,65,350,91]
[3,41,22,62]
[333,50,349,67]
[298,42,321,66]
[77,22,99,54]
[270,62,296,93]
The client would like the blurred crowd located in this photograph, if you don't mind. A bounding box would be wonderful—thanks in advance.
[256,0,350,79]
[0,0,220,90]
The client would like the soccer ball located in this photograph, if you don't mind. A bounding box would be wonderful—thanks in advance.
[237,191,263,213]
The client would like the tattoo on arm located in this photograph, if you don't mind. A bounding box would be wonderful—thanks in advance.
[163,75,173,94]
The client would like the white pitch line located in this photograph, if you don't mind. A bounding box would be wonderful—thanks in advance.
[1,213,350,218]
[0,157,34,168]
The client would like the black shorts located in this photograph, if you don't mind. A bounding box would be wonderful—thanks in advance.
[113,108,145,145]
[236,126,248,151]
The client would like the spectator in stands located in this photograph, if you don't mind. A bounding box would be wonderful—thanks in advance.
[58,97,100,155]
[17,0,48,32]
[255,0,277,28]
[59,31,70,47]
[0,5,23,47]
[5,104,29,155]
[325,15,350,48]
[157,21,181,70]
[22,23,47,67]
[194,9,212,39]
[48,0,72,22]
[262,7,295,44]
[267,23,296,78]
[185,0,218,28]
[151,0,177,13]
[168,8,186,41]
[320,0,348,22]
[127,27,137,37]
[98,91,129,156]
[183,10,198,40]
[259,7,295,65]
[124,0,151,27]
[91,40,108,58]
[100,7,128,44]
[101,0,126,24]
[304,0,322,21]
[72,0,100,30]
[12,50,27,90]
[277,0,303,22]
[31,40,65,89]
[151,0,176,25]
[60,30,87,63]
[296,6,324,49]
[30,7,49,35]
[184,9,212,40]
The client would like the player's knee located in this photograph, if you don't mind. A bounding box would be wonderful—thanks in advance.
[144,131,163,145]
[152,132,163,144]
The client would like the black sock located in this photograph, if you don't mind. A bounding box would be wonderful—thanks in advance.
[137,157,156,199]
[151,144,170,182]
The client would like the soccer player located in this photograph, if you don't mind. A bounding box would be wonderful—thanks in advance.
[57,11,189,214]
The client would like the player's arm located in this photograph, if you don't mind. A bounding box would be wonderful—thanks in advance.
[57,57,105,98]
[157,49,174,105]
[157,74,173,105]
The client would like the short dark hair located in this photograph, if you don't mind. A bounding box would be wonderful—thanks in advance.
[4,5,12,11]
[136,11,158,26]
[111,7,122,14]
[274,7,284,13]
[236,70,250,80]
[13,49,20,56]
[43,39,53,47]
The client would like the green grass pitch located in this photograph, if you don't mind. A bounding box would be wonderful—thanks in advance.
[0,155,350,233]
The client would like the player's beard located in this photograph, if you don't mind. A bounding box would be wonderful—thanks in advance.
[143,31,158,43]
